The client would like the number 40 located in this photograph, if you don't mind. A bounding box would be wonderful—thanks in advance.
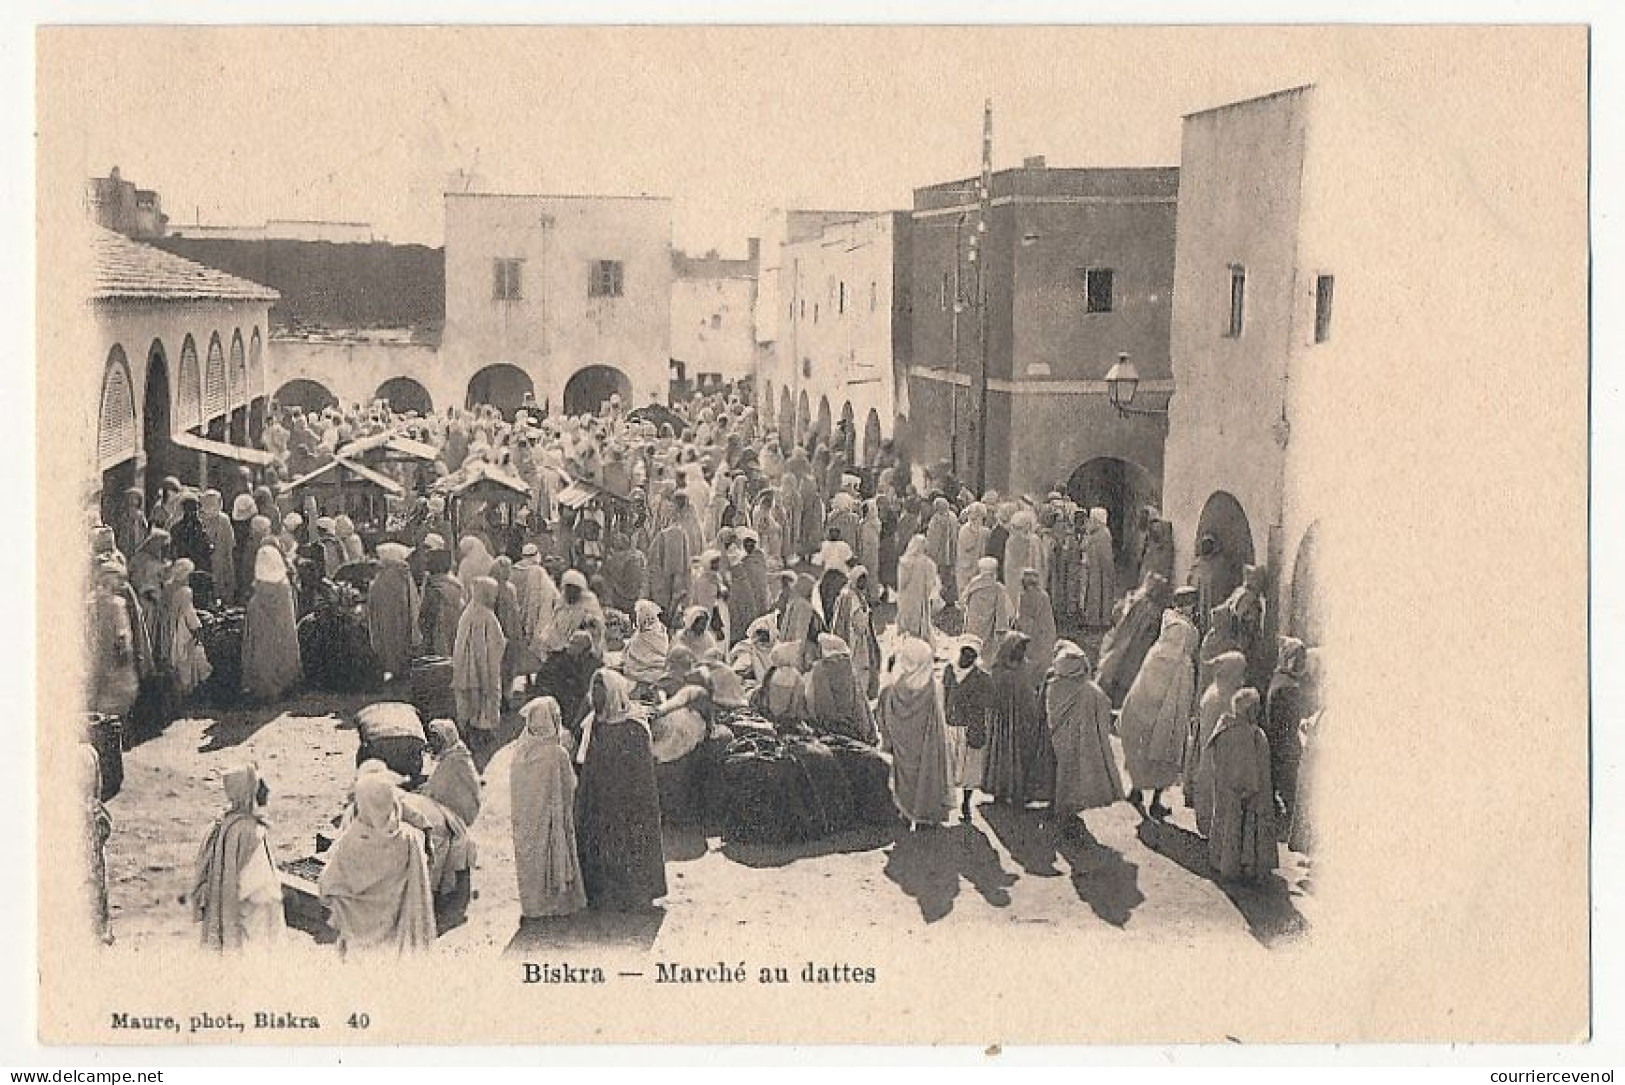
[347,1013,371,1029]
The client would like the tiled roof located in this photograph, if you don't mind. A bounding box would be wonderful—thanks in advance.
[91,226,280,303]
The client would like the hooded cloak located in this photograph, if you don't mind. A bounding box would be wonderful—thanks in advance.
[510,698,588,918]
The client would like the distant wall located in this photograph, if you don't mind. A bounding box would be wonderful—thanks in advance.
[151,237,444,333]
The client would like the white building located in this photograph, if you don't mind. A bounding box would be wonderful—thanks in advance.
[439,192,674,417]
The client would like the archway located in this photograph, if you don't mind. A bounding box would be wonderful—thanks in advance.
[814,395,833,447]
[796,390,811,445]
[563,365,632,418]
[142,340,187,496]
[175,336,201,433]
[862,408,883,467]
[1194,490,1255,610]
[97,345,138,525]
[248,328,265,397]
[466,363,535,419]
[228,331,249,444]
[838,401,856,461]
[375,377,434,417]
[204,333,228,440]
[1289,520,1323,647]
[778,387,794,453]
[274,378,339,416]
[1066,456,1161,579]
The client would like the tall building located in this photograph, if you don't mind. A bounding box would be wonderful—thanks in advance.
[759,211,912,464]
[86,166,168,239]
[439,191,675,417]
[905,161,1177,553]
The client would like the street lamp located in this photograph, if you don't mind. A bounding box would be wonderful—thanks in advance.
[1105,352,1170,417]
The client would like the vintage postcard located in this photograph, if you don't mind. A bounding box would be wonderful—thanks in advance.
[34,24,1589,1046]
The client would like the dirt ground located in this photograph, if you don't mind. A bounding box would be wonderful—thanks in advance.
[103,615,1316,963]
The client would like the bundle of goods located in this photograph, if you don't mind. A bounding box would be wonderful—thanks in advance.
[298,581,383,692]
[353,701,428,782]
[717,726,862,844]
[195,607,246,707]
[408,656,456,723]
[83,713,124,801]
[647,686,732,825]
[819,733,898,826]
[277,855,337,943]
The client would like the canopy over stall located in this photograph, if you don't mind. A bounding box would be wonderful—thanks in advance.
[432,460,532,540]
[280,455,405,531]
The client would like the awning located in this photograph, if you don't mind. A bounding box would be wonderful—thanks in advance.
[170,429,278,467]
[432,460,532,501]
[336,431,440,462]
[279,455,406,498]
[557,479,632,510]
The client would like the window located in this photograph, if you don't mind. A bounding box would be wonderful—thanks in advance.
[710,314,722,330]
[838,281,846,315]
[813,302,820,324]
[1083,267,1115,314]
[802,358,812,378]
[1226,265,1246,337]
[800,298,806,319]
[492,258,523,300]
[870,281,878,312]
[589,259,624,298]
[1314,274,1335,343]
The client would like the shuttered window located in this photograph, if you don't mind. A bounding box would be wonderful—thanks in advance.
[98,348,136,469]
[176,338,202,430]
[204,336,227,418]
[230,333,248,408]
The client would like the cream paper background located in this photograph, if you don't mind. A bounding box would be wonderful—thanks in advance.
[32,24,1590,1047]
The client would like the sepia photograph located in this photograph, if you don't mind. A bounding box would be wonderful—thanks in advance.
[28,20,1593,1050]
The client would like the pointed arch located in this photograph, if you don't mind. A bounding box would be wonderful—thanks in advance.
[97,345,137,470]
[174,336,201,431]
[202,333,226,419]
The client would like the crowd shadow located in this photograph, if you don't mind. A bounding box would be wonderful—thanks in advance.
[1135,817,1307,947]
[1054,821,1144,928]
[502,905,667,957]
[718,822,900,869]
[980,801,1144,927]
[881,821,1018,923]
[978,801,1064,877]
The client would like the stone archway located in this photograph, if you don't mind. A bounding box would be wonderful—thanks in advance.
[466,363,535,419]
[142,340,189,495]
[203,333,227,439]
[796,390,811,444]
[376,376,434,417]
[1289,519,1323,647]
[275,379,339,416]
[1194,490,1256,609]
[1066,456,1161,579]
[563,365,632,418]
[814,395,833,447]
[862,408,883,467]
[778,387,794,453]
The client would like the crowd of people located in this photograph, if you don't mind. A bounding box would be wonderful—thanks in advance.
[79,388,1328,954]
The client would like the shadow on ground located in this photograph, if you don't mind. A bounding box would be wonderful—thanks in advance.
[1135,817,1306,946]
[502,906,667,956]
[881,821,1018,923]
[718,822,901,869]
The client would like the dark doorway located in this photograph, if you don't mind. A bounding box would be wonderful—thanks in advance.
[466,363,535,419]
[142,342,188,495]
[1066,456,1160,582]
[562,365,631,418]
[376,377,434,417]
[1194,491,1256,606]
[275,379,339,416]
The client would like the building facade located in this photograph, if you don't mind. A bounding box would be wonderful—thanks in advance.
[439,192,674,418]
[90,227,278,522]
[905,162,1178,554]
[670,243,760,392]
[759,211,912,464]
